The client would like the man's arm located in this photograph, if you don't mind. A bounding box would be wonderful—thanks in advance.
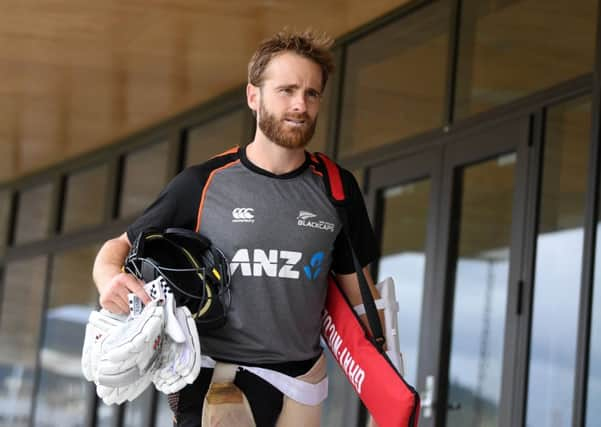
[92,232,150,314]
[336,266,386,340]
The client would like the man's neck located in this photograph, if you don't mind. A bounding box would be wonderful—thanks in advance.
[246,135,306,175]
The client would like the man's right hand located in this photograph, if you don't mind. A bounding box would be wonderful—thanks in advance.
[99,272,151,315]
[93,233,151,315]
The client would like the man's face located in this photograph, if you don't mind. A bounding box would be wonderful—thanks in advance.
[250,52,323,149]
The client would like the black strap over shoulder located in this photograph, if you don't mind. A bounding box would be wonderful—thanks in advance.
[312,152,386,350]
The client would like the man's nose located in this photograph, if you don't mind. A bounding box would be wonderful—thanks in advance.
[291,93,307,112]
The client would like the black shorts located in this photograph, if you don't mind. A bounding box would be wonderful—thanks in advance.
[168,357,318,427]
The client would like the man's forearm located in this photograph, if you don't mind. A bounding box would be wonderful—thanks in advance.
[337,267,387,340]
[93,233,131,293]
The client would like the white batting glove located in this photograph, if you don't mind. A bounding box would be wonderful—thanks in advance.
[96,372,154,405]
[81,309,127,383]
[152,293,202,394]
[95,298,165,388]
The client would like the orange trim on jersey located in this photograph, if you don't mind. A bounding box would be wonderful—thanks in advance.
[210,146,239,159]
[195,159,240,232]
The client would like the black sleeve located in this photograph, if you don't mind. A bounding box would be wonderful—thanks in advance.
[126,166,206,243]
[331,168,379,274]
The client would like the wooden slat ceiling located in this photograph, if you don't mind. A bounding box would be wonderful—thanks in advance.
[0,0,408,184]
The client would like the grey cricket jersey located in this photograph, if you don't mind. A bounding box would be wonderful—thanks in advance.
[127,146,378,364]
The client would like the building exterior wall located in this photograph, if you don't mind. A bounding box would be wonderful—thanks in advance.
[1,1,600,426]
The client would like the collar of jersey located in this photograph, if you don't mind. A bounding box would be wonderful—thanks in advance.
[239,145,310,179]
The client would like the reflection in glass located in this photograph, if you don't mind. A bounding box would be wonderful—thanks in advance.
[0,190,11,257]
[321,350,357,426]
[120,142,169,218]
[527,97,591,427]
[14,183,54,244]
[156,393,174,426]
[186,110,246,167]
[455,0,597,119]
[377,179,431,386]
[62,164,109,232]
[123,387,153,427]
[0,257,48,427]
[95,401,118,427]
[589,221,601,426]
[32,245,100,427]
[339,0,450,156]
[447,154,516,427]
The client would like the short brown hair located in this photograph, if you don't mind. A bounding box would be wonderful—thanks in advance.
[248,29,335,92]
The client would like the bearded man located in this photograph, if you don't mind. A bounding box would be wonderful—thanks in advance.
[93,29,380,427]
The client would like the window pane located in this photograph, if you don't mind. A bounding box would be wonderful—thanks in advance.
[588,125,601,427]
[321,351,358,426]
[0,257,48,427]
[339,0,451,156]
[589,188,601,423]
[14,183,54,244]
[310,74,333,154]
[186,110,245,167]
[447,154,516,427]
[526,97,591,427]
[123,387,153,427]
[120,142,169,217]
[0,190,11,257]
[32,245,101,427]
[455,0,597,119]
[62,164,109,232]
[378,179,431,386]
[155,393,174,426]
[95,402,118,427]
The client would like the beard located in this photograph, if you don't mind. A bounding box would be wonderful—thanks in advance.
[258,100,317,149]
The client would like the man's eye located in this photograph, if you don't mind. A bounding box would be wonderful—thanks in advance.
[307,91,320,99]
[280,88,293,95]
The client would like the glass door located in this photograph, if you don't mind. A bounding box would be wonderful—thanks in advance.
[434,117,531,427]
[366,116,531,427]
[366,148,444,425]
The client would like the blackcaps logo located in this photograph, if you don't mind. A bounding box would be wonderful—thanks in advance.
[304,251,325,280]
[297,211,335,233]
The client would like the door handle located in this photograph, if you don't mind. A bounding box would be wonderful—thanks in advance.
[447,402,461,411]
[421,375,435,418]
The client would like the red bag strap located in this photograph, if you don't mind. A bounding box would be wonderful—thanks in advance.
[311,151,386,349]
[315,152,346,203]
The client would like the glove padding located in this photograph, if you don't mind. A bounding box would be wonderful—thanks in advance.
[152,293,202,394]
[95,298,165,388]
[96,372,154,405]
[81,277,202,404]
[81,309,127,383]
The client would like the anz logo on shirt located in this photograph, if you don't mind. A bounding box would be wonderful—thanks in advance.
[230,249,326,281]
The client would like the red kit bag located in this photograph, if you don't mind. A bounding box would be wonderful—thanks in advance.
[322,276,420,427]
[313,153,420,427]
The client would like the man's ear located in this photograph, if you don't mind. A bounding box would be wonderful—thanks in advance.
[246,83,259,113]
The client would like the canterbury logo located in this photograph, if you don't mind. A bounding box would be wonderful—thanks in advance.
[232,208,255,223]
[297,211,317,220]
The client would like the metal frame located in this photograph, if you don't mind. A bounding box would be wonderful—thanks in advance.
[325,47,346,159]
[27,255,53,427]
[0,0,599,426]
[444,0,462,126]
[573,2,601,426]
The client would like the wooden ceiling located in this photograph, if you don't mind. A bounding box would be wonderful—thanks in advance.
[0,0,408,184]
